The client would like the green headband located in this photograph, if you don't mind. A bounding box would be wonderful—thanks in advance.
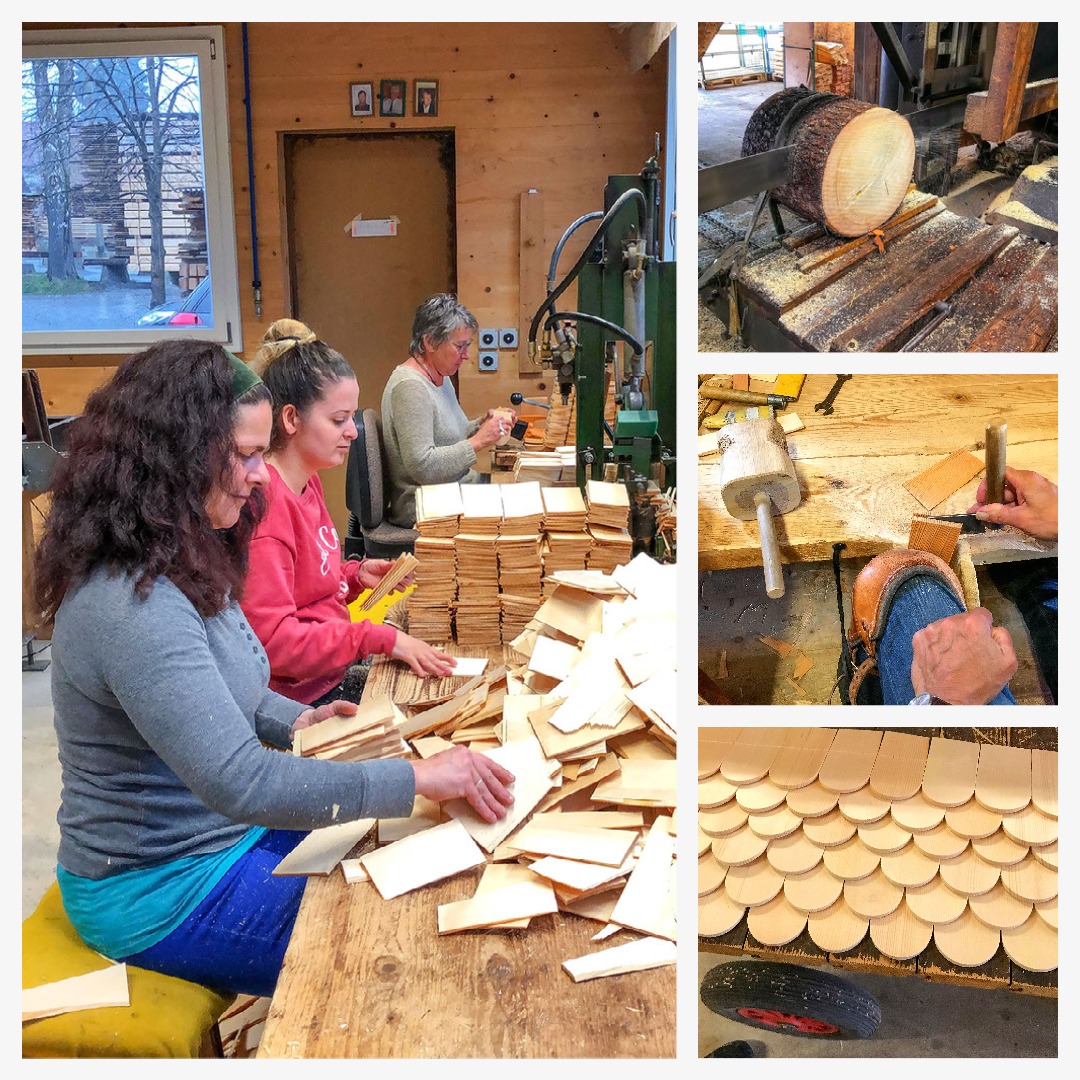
[225,349,263,400]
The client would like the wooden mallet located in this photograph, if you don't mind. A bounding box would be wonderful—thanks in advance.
[717,416,800,599]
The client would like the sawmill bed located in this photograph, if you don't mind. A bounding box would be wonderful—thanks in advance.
[706,192,1057,352]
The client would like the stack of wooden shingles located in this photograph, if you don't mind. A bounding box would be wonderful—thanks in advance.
[332,552,678,979]
[540,486,591,595]
[410,482,462,643]
[585,479,633,571]
[497,481,545,643]
[698,729,1058,974]
[513,448,576,484]
[292,697,410,762]
[454,485,503,645]
[543,386,575,449]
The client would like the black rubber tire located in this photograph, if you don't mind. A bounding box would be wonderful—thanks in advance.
[700,960,881,1040]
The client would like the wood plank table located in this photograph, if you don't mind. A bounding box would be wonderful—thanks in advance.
[698,373,1058,571]
[258,648,677,1058]
[699,728,1059,998]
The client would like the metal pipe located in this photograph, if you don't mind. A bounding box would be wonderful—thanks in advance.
[241,24,262,317]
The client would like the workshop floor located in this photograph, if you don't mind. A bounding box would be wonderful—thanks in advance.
[698,560,1053,706]
[23,653,60,920]
[698,954,1058,1057]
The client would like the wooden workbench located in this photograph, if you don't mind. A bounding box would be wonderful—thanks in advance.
[698,373,1057,571]
[257,647,677,1059]
[699,728,1058,999]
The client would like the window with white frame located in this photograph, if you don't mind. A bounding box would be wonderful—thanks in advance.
[22,26,242,354]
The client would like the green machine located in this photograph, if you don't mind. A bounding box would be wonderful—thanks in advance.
[522,153,676,559]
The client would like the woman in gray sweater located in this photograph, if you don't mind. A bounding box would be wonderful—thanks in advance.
[34,340,513,997]
[381,294,515,526]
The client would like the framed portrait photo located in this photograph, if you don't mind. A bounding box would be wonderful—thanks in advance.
[350,82,373,117]
[414,79,439,117]
[379,79,407,117]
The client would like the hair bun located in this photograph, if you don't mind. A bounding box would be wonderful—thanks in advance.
[249,318,318,375]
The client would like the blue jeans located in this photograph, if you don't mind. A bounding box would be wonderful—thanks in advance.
[862,575,1016,706]
[119,829,308,998]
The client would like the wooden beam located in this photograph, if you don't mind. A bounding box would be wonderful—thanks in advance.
[617,23,675,73]
[853,22,882,104]
[963,24,1039,142]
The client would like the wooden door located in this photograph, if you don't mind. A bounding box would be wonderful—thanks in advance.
[283,131,456,533]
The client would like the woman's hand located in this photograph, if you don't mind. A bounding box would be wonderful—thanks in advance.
[356,558,414,593]
[355,558,394,591]
[291,698,359,736]
[967,467,1058,541]
[411,746,515,823]
[390,631,456,677]
[468,414,507,453]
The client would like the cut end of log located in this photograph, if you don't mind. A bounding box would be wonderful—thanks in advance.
[821,108,914,236]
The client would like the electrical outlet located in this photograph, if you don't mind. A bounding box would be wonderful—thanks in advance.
[478,351,499,372]
[499,328,519,349]
[478,328,498,350]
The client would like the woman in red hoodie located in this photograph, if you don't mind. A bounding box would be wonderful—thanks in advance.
[241,320,454,705]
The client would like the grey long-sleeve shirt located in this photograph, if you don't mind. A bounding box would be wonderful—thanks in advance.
[52,569,415,880]
[381,364,481,526]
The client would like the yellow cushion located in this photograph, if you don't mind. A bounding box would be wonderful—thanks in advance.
[22,882,232,1058]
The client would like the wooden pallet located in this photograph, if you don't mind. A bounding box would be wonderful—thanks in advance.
[728,190,1058,352]
[703,72,768,89]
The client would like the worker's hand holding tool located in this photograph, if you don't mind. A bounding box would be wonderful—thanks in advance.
[291,697,359,734]
[355,557,414,593]
[470,413,509,451]
[391,632,457,677]
[412,746,516,822]
[967,467,1058,541]
[910,608,1019,705]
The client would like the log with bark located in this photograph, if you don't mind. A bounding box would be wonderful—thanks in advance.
[743,86,914,237]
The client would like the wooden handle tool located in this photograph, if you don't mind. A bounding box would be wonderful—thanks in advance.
[984,418,1007,505]
[754,492,785,598]
[717,417,800,600]
[699,386,791,408]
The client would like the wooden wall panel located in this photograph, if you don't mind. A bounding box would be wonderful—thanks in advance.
[24,22,670,419]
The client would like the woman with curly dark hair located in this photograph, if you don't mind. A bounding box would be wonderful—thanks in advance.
[36,339,513,997]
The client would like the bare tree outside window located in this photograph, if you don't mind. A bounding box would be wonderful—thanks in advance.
[23,28,241,354]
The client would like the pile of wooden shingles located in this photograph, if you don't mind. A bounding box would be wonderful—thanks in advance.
[699,728,1057,973]
[277,553,678,982]
[407,480,634,642]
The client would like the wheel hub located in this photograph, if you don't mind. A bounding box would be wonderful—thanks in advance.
[737,1007,840,1035]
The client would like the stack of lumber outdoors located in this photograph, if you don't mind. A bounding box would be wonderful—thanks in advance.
[281,553,678,982]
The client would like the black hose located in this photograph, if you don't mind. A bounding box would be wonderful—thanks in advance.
[543,310,643,357]
[528,187,646,345]
[547,211,603,292]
